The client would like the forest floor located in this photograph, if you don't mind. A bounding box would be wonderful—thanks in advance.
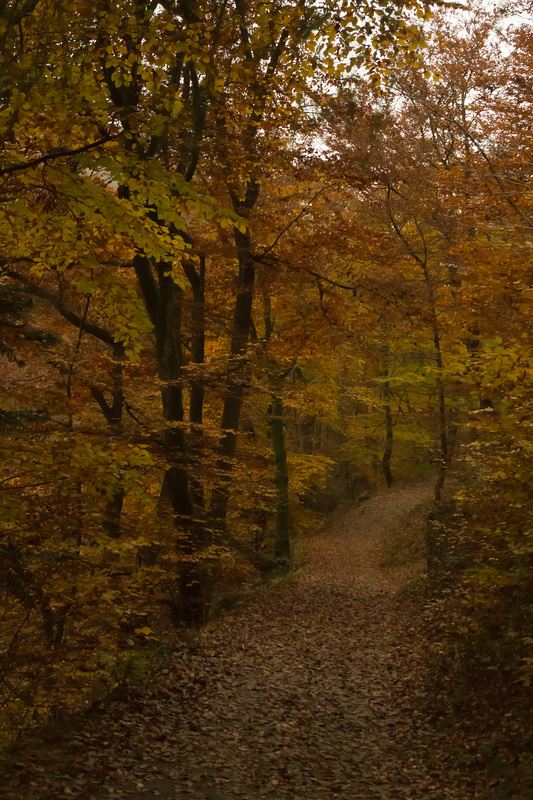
[5,482,482,800]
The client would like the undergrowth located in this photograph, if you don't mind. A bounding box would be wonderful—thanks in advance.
[398,470,533,799]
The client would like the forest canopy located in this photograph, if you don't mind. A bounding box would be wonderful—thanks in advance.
[0,2,532,786]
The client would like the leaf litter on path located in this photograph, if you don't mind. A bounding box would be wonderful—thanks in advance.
[5,483,480,799]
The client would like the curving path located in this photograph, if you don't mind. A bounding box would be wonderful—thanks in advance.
[13,483,465,799]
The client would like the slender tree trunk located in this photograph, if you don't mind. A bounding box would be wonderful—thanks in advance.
[263,295,290,564]
[382,373,394,488]
[377,338,394,488]
[183,256,206,509]
[421,263,448,502]
[152,263,210,626]
[270,395,290,564]
[209,199,258,531]
[155,270,192,514]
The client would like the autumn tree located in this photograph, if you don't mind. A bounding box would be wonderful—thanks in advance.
[0,0,448,745]
[348,5,533,790]
[1,0,439,619]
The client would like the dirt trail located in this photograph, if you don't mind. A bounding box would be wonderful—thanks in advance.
[13,483,463,800]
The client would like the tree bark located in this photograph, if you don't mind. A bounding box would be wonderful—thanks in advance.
[153,264,211,626]
[209,202,258,532]
[421,264,448,503]
[270,395,291,564]
[382,372,394,488]
[263,294,291,563]
[182,256,206,509]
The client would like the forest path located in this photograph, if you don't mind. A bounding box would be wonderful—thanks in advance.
[18,482,461,800]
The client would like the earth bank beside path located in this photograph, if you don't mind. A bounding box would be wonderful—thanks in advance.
[9,483,467,800]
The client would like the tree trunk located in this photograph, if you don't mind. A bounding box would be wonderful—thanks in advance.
[263,294,291,563]
[382,375,394,488]
[184,256,206,509]
[422,264,448,502]
[153,263,211,626]
[209,201,258,532]
[155,273,193,517]
[270,395,290,564]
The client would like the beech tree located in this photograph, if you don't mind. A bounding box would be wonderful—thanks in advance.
[0,0,446,742]
[1,0,438,623]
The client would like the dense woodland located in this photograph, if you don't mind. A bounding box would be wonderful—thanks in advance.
[1,0,533,791]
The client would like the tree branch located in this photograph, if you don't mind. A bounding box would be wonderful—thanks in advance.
[0,135,115,178]
[261,186,330,257]
[4,270,115,345]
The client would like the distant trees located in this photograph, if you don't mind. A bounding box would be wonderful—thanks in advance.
[362,5,533,791]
